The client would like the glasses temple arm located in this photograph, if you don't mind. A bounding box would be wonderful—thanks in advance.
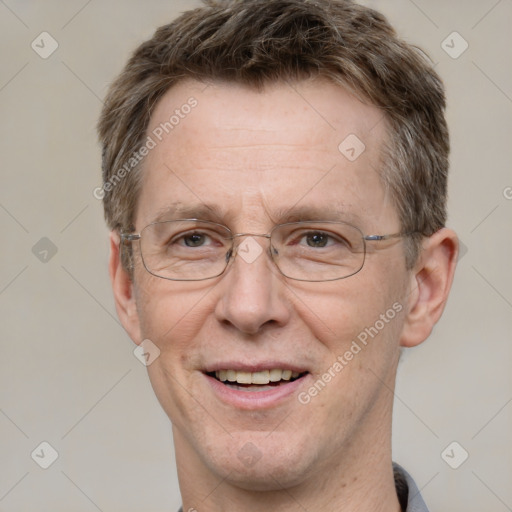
[364,232,418,241]
[121,233,141,242]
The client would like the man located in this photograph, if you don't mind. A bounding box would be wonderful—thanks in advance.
[97,0,458,510]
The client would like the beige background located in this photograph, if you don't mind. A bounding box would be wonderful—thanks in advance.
[1,0,511,510]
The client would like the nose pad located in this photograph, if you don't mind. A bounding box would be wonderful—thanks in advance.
[224,234,276,271]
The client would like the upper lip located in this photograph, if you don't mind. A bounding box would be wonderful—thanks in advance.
[203,362,309,373]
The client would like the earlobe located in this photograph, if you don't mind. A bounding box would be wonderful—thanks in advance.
[399,228,458,348]
[109,231,142,344]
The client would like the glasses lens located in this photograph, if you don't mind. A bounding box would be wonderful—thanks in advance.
[271,222,365,281]
[140,220,232,280]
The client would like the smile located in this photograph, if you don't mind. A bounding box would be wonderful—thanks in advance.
[209,369,306,391]
[204,366,310,408]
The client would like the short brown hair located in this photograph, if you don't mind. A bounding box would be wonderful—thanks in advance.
[97,0,449,268]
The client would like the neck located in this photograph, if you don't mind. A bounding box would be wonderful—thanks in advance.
[174,395,401,512]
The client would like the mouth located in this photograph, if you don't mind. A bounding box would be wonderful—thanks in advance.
[206,368,309,392]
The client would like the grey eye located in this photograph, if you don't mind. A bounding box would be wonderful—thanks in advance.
[183,233,207,247]
[305,232,329,247]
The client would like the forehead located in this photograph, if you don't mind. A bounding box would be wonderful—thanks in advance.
[136,79,394,230]
[147,78,386,158]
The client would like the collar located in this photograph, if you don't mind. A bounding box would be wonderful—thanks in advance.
[393,462,430,512]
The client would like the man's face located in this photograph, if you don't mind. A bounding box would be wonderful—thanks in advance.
[128,79,412,489]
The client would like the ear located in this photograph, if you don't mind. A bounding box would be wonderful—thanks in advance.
[399,228,458,348]
[109,231,142,345]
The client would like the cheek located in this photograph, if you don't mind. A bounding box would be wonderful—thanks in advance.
[292,275,404,351]
[289,259,408,410]
[134,272,212,346]
[136,284,217,430]
[286,277,406,446]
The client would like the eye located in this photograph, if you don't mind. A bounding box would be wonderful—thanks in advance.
[303,231,331,248]
[181,232,210,247]
[170,228,230,250]
[296,230,344,249]
[281,225,355,252]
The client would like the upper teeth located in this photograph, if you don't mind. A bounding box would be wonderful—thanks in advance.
[215,369,301,385]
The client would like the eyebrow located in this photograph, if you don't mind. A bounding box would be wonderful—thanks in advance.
[270,204,363,225]
[150,203,226,224]
[149,202,363,227]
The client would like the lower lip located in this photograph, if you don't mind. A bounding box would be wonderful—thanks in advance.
[204,373,309,409]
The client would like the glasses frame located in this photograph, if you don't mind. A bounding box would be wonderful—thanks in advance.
[121,218,415,282]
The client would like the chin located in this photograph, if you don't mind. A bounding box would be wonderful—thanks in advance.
[202,431,320,492]
[217,458,313,492]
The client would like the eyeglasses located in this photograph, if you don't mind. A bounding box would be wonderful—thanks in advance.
[121,219,412,282]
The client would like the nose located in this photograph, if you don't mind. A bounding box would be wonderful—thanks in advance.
[214,235,291,335]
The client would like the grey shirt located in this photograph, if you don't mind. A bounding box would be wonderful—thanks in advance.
[393,463,429,511]
[177,462,429,512]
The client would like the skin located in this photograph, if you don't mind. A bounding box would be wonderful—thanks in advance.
[109,79,458,511]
